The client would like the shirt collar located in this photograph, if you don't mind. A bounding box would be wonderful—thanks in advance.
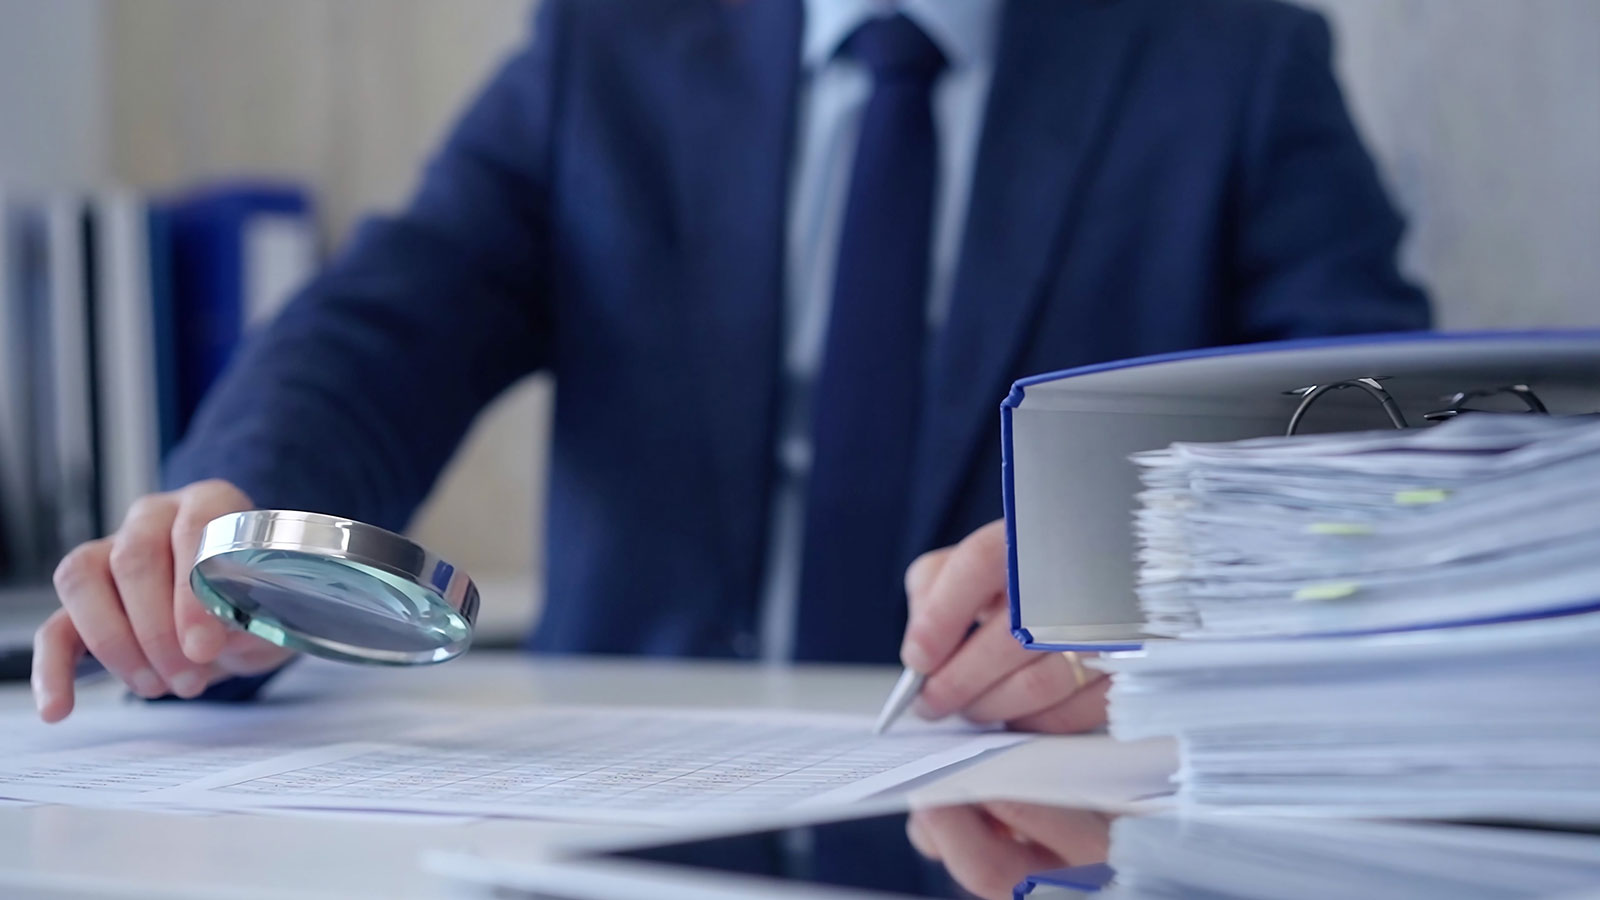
[801,0,1003,72]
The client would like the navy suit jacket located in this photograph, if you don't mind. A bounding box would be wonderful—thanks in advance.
[167,0,1430,664]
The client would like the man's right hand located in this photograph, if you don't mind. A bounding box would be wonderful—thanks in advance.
[907,801,1112,899]
[32,479,296,723]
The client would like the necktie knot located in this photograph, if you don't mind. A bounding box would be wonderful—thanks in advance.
[842,14,947,84]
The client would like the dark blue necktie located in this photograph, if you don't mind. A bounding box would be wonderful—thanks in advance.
[795,15,946,663]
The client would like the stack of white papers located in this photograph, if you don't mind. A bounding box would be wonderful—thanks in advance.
[1098,613,1600,824]
[1131,415,1600,638]
[1102,813,1600,900]
[1106,415,1600,824]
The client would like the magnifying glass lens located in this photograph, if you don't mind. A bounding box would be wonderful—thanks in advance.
[191,510,478,666]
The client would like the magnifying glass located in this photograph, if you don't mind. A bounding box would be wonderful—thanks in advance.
[189,510,479,665]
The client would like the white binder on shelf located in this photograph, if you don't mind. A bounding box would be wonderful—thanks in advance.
[43,196,99,553]
[1000,330,1600,652]
[91,191,163,533]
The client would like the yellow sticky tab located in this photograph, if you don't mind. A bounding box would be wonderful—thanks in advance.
[1293,582,1361,602]
[1307,523,1374,536]
[1395,488,1450,506]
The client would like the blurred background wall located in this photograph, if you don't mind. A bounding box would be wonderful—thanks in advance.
[0,0,106,189]
[1327,1,1600,332]
[3,0,1598,635]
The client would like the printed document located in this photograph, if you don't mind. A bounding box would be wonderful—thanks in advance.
[0,705,1022,823]
[0,702,419,809]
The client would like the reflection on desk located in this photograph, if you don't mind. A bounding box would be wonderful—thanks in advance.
[431,800,1114,900]
[441,799,1600,900]
[1100,814,1600,900]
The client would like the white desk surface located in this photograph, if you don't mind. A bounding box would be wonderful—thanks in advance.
[0,652,1171,899]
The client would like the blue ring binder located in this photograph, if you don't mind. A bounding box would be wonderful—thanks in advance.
[1000,329,1600,654]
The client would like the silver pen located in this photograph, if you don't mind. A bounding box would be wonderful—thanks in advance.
[872,667,926,735]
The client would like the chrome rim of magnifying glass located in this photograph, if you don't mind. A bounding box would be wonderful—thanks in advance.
[189,509,480,665]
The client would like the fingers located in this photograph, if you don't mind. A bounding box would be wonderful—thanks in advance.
[900,519,1007,674]
[35,480,260,722]
[983,801,1112,863]
[910,802,1110,899]
[913,804,1059,900]
[906,812,939,860]
[1006,673,1111,734]
[914,610,1035,720]
[903,548,949,601]
[31,610,87,723]
[213,630,296,676]
[903,519,1061,725]
[902,520,1107,734]
[960,652,1085,725]
[111,496,209,698]
[52,541,166,699]
[170,480,247,664]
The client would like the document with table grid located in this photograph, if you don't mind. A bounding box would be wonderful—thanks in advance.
[0,704,1022,823]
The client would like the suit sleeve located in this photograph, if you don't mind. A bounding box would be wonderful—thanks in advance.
[163,0,569,532]
[1228,8,1432,341]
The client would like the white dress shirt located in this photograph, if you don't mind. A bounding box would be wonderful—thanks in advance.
[757,0,1003,661]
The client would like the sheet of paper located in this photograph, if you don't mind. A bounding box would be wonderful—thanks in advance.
[0,741,290,803]
[146,708,1024,824]
[0,701,422,809]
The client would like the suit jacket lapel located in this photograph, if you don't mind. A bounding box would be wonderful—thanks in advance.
[907,0,1149,554]
[666,0,802,608]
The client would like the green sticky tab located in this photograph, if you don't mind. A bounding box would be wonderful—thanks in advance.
[1307,522,1374,536]
[1293,582,1361,602]
[1395,488,1450,506]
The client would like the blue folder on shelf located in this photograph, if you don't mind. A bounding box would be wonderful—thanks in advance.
[165,182,315,437]
[1000,330,1600,652]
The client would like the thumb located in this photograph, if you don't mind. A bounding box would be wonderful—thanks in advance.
[170,481,253,665]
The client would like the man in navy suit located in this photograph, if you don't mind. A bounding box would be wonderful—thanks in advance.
[34,0,1427,729]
